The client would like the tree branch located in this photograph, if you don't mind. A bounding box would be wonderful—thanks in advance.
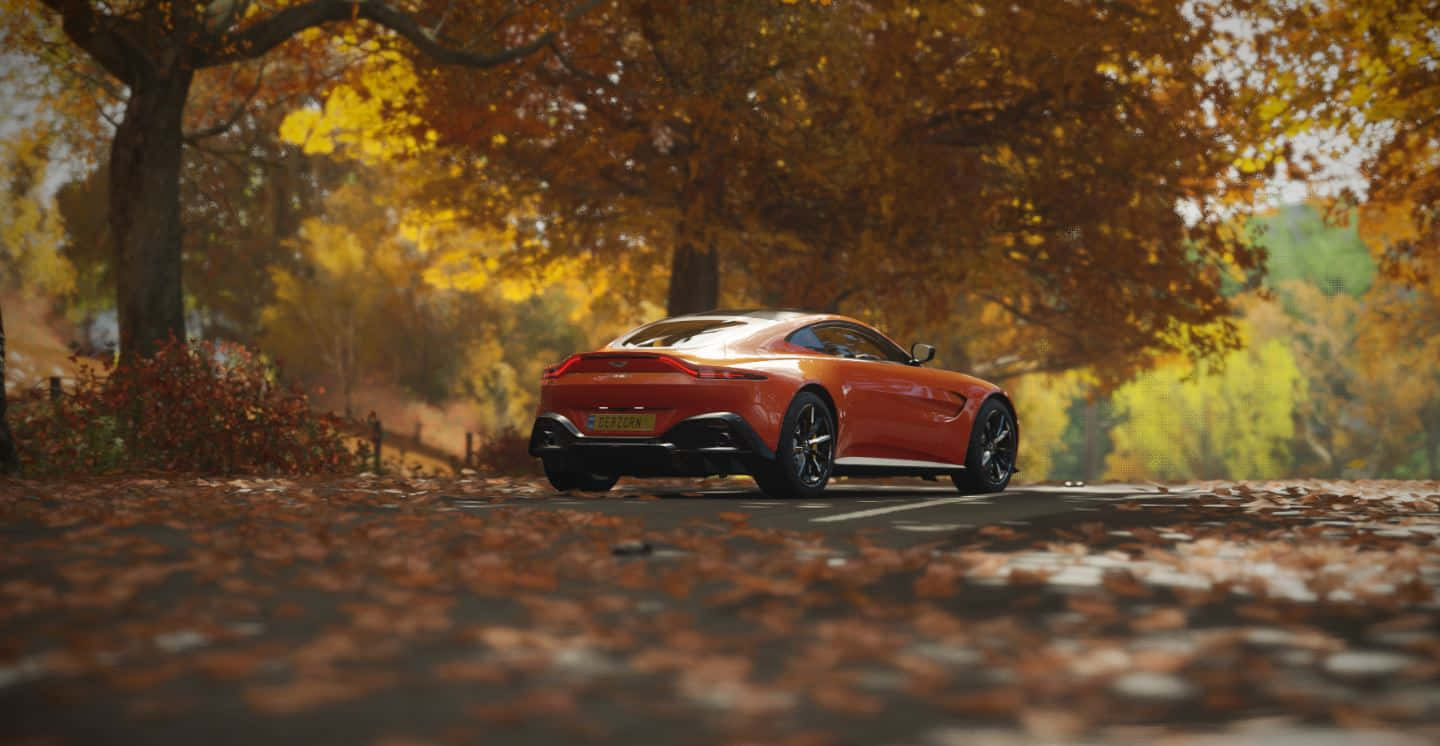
[39,0,146,84]
[202,0,601,69]
[184,63,267,140]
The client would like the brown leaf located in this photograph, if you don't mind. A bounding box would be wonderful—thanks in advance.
[1020,707,1088,739]
[106,661,186,691]
[1130,607,1186,632]
[1007,568,1051,586]
[811,683,884,714]
[470,690,575,723]
[942,688,1022,715]
[433,659,508,683]
[1102,570,1153,598]
[246,672,395,714]
[978,525,1018,540]
[1066,595,1119,622]
[915,564,959,598]
[194,650,267,680]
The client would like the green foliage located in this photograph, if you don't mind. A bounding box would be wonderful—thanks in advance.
[10,339,354,475]
[1251,204,1376,300]
[1048,395,1118,483]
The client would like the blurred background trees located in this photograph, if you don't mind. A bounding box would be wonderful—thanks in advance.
[1,0,1437,478]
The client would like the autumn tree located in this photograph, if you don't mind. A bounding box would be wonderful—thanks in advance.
[1354,285,1440,477]
[425,0,1266,384]
[1104,329,1305,481]
[55,102,339,344]
[414,0,856,315]
[1353,204,1440,477]
[255,149,610,426]
[798,0,1266,384]
[0,301,16,475]
[1241,205,1374,476]
[0,128,72,296]
[14,0,596,362]
[1236,0,1439,281]
[1,126,76,475]
[258,162,480,415]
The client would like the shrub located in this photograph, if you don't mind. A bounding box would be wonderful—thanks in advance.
[11,339,355,476]
[475,425,541,476]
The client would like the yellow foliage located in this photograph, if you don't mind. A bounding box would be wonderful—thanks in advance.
[1104,323,1305,481]
[1008,371,1084,481]
[0,128,74,296]
[277,51,431,163]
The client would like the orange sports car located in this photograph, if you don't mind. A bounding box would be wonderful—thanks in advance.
[529,310,1018,499]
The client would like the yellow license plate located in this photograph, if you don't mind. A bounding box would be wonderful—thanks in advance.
[587,412,656,433]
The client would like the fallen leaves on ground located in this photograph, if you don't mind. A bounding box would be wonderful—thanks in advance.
[1,476,1438,745]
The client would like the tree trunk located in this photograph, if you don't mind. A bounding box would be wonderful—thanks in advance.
[1426,429,1437,480]
[1082,398,1097,481]
[0,301,19,475]
[111,67,194,363]
[666,242,718,316]
[1424,410,1440,480]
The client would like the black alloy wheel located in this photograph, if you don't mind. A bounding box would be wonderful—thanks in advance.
[953,398,1017,494]
[753,392,834,499]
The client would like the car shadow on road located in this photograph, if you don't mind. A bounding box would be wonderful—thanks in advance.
[623,479,972,502]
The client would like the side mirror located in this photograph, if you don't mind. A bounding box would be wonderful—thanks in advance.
[910,343,936,366]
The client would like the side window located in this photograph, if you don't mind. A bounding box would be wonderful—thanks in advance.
[788,324,909,363]
[807,326,885,361]
[854,327,912,364]
[813,326,863,358]
[787,325,827,353]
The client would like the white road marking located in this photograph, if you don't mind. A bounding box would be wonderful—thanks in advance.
[810,495,997,523]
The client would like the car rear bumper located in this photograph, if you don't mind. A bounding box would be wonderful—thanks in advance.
[529,412,775,477]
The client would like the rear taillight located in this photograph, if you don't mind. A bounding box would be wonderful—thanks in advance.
[542,354,581,380]
[694,367,767,380]
[655,356,766,380]
[542,353,765,381]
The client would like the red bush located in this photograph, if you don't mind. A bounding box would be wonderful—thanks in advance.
[475,425,541,476]
[11,339,355,476]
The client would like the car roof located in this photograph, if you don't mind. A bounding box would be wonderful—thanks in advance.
[606,309,884,351]
[670,309,873,326]
[656,310,892,341]
[670,308,814,321]
[666,310,878,335]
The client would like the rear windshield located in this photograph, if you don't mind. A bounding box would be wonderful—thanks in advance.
[617,319,754,348]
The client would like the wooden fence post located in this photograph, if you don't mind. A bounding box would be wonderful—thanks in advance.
[49,376,61,404]
[368,412,383,473]
[465,432,473,467]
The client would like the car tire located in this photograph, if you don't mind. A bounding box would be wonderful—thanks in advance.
[544,463,620,492]
[952,398,1017,495]
[753,392,835,500]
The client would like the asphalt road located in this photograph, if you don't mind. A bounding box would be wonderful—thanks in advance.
[442,480,1199,547]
